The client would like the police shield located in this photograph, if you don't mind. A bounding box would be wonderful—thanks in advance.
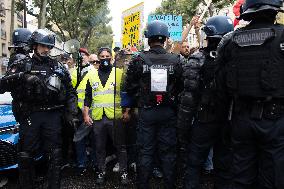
[113,50,134,146]
[63,39,80,54]
[63,39,80,69]
[63,39,82,89]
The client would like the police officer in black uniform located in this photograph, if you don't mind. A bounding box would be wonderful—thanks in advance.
[178,15,234,189]
[215,0,284,188]
[0,28,32,121]
[8,28,32,66]
[125,20,183,189]
[0,29,77,189]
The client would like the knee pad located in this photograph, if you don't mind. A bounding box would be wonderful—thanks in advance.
[49,148,62,164]
[18,151,33,168]
[275,158,284,189]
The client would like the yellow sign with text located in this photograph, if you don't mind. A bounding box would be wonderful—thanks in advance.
[122,11,141,49]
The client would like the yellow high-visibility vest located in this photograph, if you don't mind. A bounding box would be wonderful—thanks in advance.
[71,67,95,109]
[88,67,123,120]
[70,68,78,88]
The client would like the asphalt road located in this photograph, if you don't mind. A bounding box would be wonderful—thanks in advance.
[0,163,214,189]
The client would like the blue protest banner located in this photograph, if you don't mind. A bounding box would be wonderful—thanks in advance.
[148,15,183,41]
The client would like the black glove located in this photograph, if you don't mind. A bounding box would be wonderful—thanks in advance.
[64,113,80,129]
[24,74,41,85]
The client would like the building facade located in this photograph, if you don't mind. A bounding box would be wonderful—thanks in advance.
[0,0,24,76]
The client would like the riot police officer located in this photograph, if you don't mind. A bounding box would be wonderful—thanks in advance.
[0,28,32,120]
[215,0,284,188]
[178,15,234,189]
[1,29,77,189]
[8,28,32,66]
[125,20,184,189]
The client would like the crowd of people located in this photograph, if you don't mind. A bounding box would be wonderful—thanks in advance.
[1,0,284,189]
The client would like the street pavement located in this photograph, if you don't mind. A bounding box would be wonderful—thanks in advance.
[0,162,214,189]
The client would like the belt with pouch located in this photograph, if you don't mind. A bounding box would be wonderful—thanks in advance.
[234,98,284,120]
[32,104,64,112]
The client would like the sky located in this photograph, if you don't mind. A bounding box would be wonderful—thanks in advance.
[108,0,163,42]
[26,0,163,42]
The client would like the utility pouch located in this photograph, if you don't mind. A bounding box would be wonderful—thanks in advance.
[250,101,263,120]
[263,103,284,120]
[197,105,215,123]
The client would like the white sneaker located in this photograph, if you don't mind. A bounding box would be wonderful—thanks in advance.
[113,163,120,172]
[130,162,137,172]
[60,162,70,170]
[0,176,8,187]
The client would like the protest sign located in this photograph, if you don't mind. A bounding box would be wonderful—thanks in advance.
[148,15,182,41]
[121,2,144,48]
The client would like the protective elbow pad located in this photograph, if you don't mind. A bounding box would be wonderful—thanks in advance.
[184,79,198,91]
[180,92,195,106]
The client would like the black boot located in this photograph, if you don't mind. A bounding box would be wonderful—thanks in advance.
[120,171,129,185]
[153,167,163,179]
[95,171,106,185]
[47,148,62,189]
[137,168,151,189]
[18,152,35,189]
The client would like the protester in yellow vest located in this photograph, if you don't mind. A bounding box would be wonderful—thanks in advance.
[83,47,129,185]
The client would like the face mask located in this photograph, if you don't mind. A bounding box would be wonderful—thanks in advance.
[206,38,221,52]
[100,58,111,66]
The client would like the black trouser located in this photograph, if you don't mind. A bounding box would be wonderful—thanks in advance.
[18,110,62,189]
[125,111,138,165]
[62,118,75,165]
[230,111,284,189]
[177,123,191,178]
[93,116,127,173]
[136,106,177,189]
[184,121,232,189]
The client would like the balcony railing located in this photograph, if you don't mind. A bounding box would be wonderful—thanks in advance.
[17,13,23,22]
[1,29,6,39]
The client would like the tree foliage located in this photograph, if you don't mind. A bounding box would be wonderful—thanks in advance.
[155,0,236,24]
[16,0,113,53]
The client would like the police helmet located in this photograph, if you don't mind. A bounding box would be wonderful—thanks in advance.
[240,0,283,19]
[144,20,170,39]
[9,28,32,49]
[202,15,234,39]
[29,29,55,48]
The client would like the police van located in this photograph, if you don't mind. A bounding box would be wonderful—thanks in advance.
[0,92,19,171]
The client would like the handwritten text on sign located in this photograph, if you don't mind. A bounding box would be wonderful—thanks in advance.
[148,15,182,41]
[122,11,141,48]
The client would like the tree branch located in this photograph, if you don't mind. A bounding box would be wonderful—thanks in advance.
[81,27,93,47]
[49,2,66,41]
[75,0,84,15]
[61,0,73,38]
[27,10,38,18]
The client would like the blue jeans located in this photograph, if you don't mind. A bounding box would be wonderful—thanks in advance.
[203,148,213,171]
[75,134,96,168]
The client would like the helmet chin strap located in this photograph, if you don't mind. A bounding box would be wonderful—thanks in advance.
[34,50,50,62]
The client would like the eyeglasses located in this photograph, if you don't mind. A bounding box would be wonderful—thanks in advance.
[90,60,100,64]
[80,52,87,57]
